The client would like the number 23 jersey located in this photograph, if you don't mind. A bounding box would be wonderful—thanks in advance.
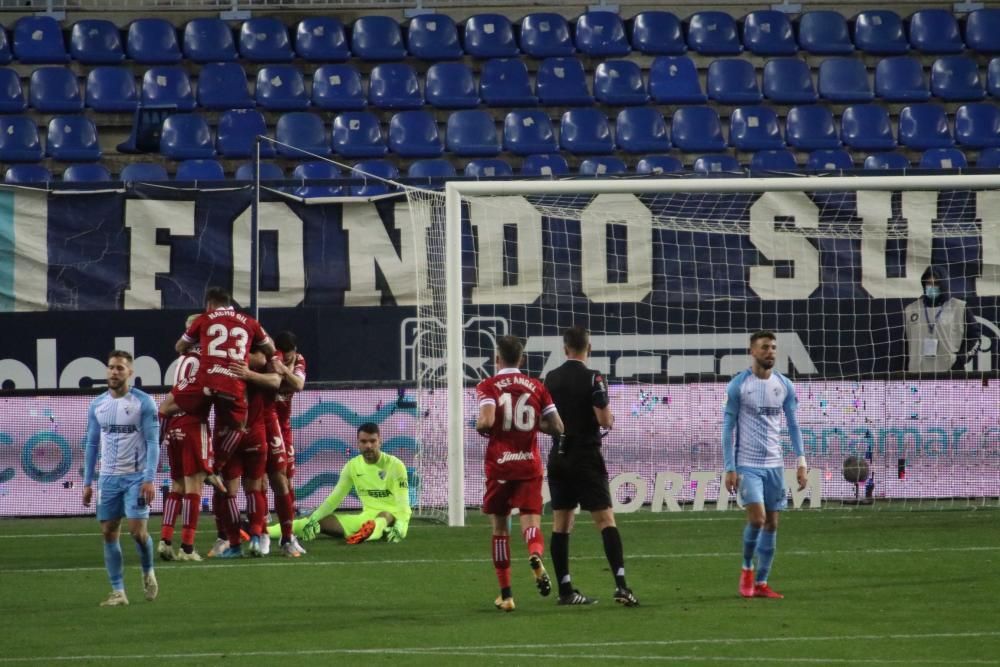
[476,368,557,480]
[182,306,271,399]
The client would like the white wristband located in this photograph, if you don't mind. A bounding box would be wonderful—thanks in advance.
[796,456,807,469]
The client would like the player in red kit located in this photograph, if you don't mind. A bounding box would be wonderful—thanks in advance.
[267,331,306,556]
[476,335,564,612]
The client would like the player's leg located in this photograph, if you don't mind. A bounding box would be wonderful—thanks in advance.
[752,468,786,599]
[97,478,129,607]
[265,430,296,553]
[317,513,347,537]
[548,471,595,605]
[243,474,268,557]
[216,462,245,558]
[737,466,767,598]
[159,476,183,561]
[489,512,515,612]
[513,476,550,597]
[581,463,637,607]
[124,475,157,601]
[210,397,247,474]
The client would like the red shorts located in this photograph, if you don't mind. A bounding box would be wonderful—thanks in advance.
[165,414,212,479]
[482,476,543,516]
[171,388,211,419]
[265,418,287,474]
[212,394,248,430]
[223,426,267,481]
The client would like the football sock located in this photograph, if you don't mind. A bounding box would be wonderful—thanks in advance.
[755,529,777,584]
[550,531,572,597]
[181,493,201,549]
[103,540,124,591]
[225,495,242,546]
[274,492,295,543]
[368,517,388,541]
[248,490,267,536]
[743,524,762,570]
[601,526,628,589]
[492,535,511,593]
[161,491,181,542]
[134,534,154,575]
[522,525,544,557]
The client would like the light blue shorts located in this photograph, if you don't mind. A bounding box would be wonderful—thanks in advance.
[97,472,150,522]
[737,466,787,512]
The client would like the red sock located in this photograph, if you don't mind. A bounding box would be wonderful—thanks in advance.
[161,491,182,542]
[225,495,242,547]
[275,492,295,542]
[492,535,511,589]
[522,525,544,558]
[181,493,200,547]
[212,490,228,538]
[212,426,242,472]
[248,489,267,536]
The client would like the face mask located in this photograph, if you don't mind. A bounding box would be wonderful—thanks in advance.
[925,285,941,300]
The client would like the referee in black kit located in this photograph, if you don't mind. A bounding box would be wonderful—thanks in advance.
[544,325,639,607]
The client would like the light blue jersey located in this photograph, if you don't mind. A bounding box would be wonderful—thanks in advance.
[722,369,803,471]
[83,388,160,485]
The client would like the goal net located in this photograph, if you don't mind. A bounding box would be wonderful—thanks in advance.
[404,175,1000,525]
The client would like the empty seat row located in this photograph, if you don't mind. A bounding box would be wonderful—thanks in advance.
[0,115,100,161]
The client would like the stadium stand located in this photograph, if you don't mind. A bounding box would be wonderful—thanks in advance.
[29,67,83,113]
[593,60,648,106]
[368,63,423,109]
[615,107,671,154]
[70,20,125,64]
[627,11,685,55]
[141,66,195,111]
[559,108,614,155]
[479,58,536,106]
[4,164,51,183]
[686,11,741,55]
[406,14,462,60]
[536,57,593,106]
[61,163,111,182]
[864,152,911,169]
[295,17,350,62]
[425,62,479,109]
[462,14,518,58]
[762,59,817,104]
[635,154,683,174]
[707,59,762,104]
[741,11,796,55]
[45,116,102,161]
[349,159,398,195]
[0,67,25,112]
[311,64,366,110]
[160,114,215,159]
[197,62,254,110]
[14,16,69,63]
[331,111,388,158]
[351,15,407,61]
[255,65,310,110]
[175,158,224,180]
[578,156,627,176]
[239,17,294,62]
[216,109,273,158]
[291,161,343,197]
[119,162,169,182]
[464,158,513,178]
[445,110,500,157]
[574,11,630,57]
[126,19,181,64]
[85,66,138,112]
[387,110,442,157]
[518,13,574,58]
[874,57,931,102]
[408,158,457,178]
[234,161,284,181]
[520,153,568,176]
[182,18,237,63]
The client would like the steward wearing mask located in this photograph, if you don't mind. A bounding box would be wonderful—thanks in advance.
[903,266,981,373]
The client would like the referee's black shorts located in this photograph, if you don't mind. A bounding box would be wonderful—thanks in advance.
[547,448,612,512]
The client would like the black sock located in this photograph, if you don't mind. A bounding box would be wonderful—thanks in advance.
[500,586,512,600]
[551,531,572,596]
[181,543,193,554]
[601,526,627,589]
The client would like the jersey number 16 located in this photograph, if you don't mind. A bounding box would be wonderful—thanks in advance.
[497,392,536,432]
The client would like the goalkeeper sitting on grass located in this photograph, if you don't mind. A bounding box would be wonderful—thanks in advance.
[269,422,410,545]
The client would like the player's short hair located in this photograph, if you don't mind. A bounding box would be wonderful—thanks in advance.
[184,313,199,328]
[204,286,232,308]
[750,330,777,347]
[108,350,133,364]
[495,335,524,366]
[357,422,380,436]
[274,330,297,353]
[563,325,590,353]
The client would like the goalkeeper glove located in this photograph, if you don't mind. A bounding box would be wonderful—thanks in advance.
[301,517,321,541]
[384,526,403,543]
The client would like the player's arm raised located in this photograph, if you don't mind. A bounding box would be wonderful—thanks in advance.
[783,380,808,491]
[230,351,281,390]
[721,377,741,494]
[272,355,305,393]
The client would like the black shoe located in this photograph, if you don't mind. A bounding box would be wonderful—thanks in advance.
[528,554,552,597]
[614,587,639,607]
[557,589,597,606]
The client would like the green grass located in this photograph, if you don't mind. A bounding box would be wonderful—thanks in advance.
[0,509,998,665]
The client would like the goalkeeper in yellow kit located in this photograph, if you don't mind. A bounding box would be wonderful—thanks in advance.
[268,422,410,545]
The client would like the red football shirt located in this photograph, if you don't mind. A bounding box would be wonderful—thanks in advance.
[476,368,556,481]
[182,307,270,400]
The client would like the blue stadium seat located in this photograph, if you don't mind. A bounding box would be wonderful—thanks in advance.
[536,57,593,105]
[70,20,124,64]
[978,147,1000,168]
[464,158,512,178]
[649,56,706,103]
[955,103,1000,147]
[368,63,423,109]
[503,110,557,155]
[762,58,817,104]
[216,109,274,158]
[0,116,42,162]
[349,159,399,195]
[919,147,967,169]
[160,114,215,159]
[750,149,798,171]
[575,11,630,56]
[5,164,50,183]
[141,66,195,111]
[425,62,478,109]
[578,156,627,176]
[807,149,854,170]
[408,159,456,179]
[864,152,910,169]
[594,60,648,105]
[930,57,985,101]
[898,103,954,149]
[197,62,252,110]
[908,9,963,54]
[291,161,344,197]
[874,56,930,102]
[182,18,235,63]
[519,13,574,57]
[175,159,224,181]
[988,58,1000,97]
[331,111,387,158]
[85,66,136,112]
[615,107,670,153]
[29,67,83,113]
[0,68,25,112]
[798,11,853,55]
[559,108,613,155]
[635,155,683,174]
[388,110,442,157]
[462,14,518,58]
[818,57,873,102]
[729,106,783,150]
[671,106,726,152]
[693,154,741,173]
[627,11,685,55]
[312,64,366,110]
[0,28,12,65]
[119,162,169,182]
[295,17,350,62]
[853,11,908,55]
[239,17,294,62]
[520,153,568,176]
[841,104,896,150]
[446,109,499,156]
[785,105,841,149]
[126,19,181,64]
[742,11,796,55]
[234,161,284,181]
[351,16,406,60]
[14,16,69,63]
[480,58,537,106]
[406,14,462,60]
[62,164,111,182]
[46,116,101,161]
[707,59,762,104]
[255,65,308,111]
[686,12,741,55]
[966,9,1000,54]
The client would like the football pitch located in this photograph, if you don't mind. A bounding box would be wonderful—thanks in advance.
[0,509,997,665]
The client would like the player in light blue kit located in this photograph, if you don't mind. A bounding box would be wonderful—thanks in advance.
[722,331,808,599]
[82,350,161,607]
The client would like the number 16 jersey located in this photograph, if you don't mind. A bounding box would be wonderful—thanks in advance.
[182,306,271,400]
[476,368,557,481]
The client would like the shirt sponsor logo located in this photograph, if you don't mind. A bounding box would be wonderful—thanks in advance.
[496,451,535,465]
[366,489,391,498]
[106,424,138,434]
[757,407,783,417]
[207,366,240,379]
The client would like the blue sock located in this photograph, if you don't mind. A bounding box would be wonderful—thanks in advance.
[103,540,124,591]
[755,529,777,584]
[135,535,154,575]
[742,524,761,569]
